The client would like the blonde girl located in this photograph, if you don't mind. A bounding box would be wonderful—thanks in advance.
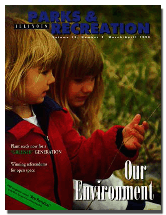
[5,17,61,112]
[5,16,63,209]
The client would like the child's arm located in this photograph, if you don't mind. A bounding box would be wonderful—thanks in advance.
[51,110,148,181]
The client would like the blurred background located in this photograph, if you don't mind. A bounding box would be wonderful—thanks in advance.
[6,5,161,193]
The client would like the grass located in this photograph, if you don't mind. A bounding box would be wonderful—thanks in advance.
[97,25,161,193]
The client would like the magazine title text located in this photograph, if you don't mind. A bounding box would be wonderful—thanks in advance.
[27,11,150,35]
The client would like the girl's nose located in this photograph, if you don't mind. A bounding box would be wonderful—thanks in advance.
[48,71,55,85]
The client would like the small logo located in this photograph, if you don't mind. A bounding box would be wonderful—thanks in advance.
[14,24,49,29]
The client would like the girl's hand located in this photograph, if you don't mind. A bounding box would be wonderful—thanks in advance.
[122,114,149,150]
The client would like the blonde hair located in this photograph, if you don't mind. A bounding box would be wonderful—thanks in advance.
[50,34,104,137]
[5,16,62,110]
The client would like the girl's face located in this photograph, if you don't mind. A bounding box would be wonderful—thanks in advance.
[24,67,55,104]
[67,76,95,107]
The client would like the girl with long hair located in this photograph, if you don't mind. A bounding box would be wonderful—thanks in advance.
[50,34,104,138]
[49,34,149,210]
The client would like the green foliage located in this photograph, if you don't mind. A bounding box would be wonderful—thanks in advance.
[95,6,161,192]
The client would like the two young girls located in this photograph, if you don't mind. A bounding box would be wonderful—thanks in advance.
[5,17,148,210]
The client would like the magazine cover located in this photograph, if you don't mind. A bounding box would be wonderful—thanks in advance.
[5,5,161,211]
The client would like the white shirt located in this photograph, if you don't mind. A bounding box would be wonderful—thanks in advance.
[23,109,40,127]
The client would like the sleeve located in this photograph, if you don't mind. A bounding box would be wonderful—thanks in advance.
[52,110,139,182]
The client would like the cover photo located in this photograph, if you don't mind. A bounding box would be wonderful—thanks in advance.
[5,5,161,211]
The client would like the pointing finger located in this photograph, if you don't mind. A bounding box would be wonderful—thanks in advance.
[130,114,141,126]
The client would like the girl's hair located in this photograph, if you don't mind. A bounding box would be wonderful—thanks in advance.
[50,34,104,137]
[5,16,62,110]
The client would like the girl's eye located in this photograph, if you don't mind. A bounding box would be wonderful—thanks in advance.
[73,76,95,83]
[74,78,83,83]
[42,70,49,75]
